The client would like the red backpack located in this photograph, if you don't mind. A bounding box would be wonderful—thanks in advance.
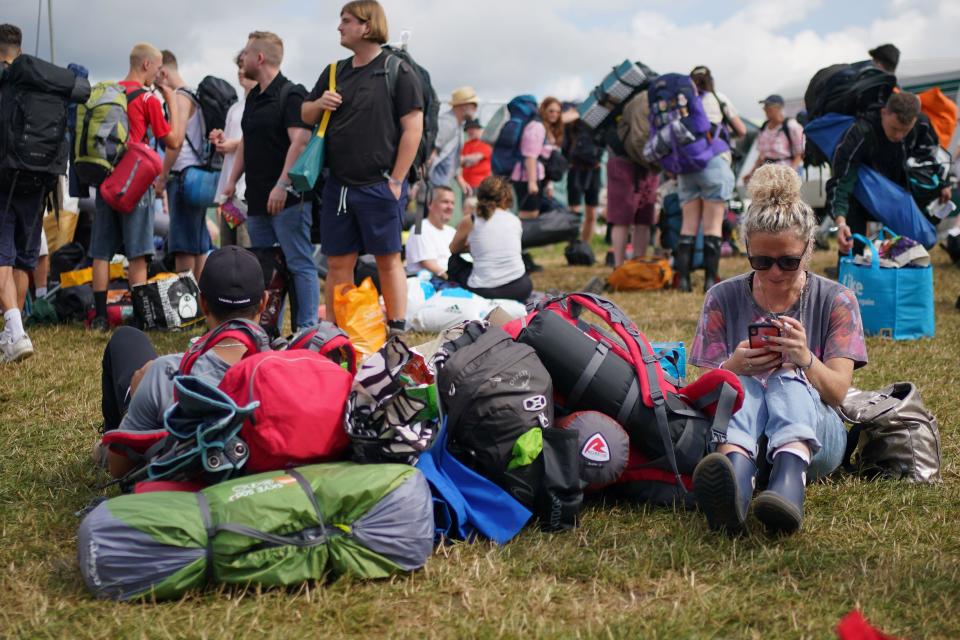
[286,323,358,375]
[502,292,744,504]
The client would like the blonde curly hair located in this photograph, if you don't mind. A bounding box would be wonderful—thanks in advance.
[741,164,816,245]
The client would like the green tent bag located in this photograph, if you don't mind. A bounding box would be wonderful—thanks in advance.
[77,462,434,601]
[289,62,336,193]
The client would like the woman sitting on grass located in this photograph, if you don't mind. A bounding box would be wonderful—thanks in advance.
[448,175,533,303]
[689,163,867,536]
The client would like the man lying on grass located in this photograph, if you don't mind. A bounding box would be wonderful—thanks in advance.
[94,246,268,479]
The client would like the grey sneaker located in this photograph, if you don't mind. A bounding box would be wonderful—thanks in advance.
[1,332,34,363]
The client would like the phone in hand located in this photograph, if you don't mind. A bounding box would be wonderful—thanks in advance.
[748,322,781,350]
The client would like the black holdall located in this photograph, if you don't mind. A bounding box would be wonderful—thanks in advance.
[436,322,584,531]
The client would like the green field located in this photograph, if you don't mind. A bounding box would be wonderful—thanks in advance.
[1,242,958,639]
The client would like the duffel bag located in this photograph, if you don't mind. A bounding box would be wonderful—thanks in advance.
[78,462,434,601]
[520,209,581,249]
[98,142,162,214]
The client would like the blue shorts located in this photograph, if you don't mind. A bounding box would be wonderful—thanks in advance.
[90,188,156,261]
[320,176,407,257]
[0,186,46,270]
[167,172,212,255]
[678,154,735,205]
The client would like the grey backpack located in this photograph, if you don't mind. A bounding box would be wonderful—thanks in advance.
[839,382,942,483]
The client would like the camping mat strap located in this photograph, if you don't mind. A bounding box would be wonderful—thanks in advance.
[288,468,328,534]
[196,492,217,583]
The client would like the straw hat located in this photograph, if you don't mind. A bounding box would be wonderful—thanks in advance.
[450,86,479,107]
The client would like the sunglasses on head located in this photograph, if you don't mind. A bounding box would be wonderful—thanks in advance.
[748,251,806,271]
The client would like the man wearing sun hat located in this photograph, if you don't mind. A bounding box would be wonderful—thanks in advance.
[428,86,479,194]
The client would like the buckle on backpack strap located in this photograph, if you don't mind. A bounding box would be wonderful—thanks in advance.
[711,428,728,444]
[648,388,664,403]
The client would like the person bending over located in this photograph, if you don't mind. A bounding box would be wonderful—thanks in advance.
[689,164,867,536]
[448,176,532,302]
[97,246,268,479]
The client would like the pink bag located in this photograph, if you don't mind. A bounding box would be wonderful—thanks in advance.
[98,142,162,214]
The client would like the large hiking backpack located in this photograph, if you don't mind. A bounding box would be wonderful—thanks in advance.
[503,293,744,500]
[491,95,540,176]
[644,73,727,175]
[78,462,434,601]
[382,45,438,182]
[73,82,146,187]
[438,323,584,530]
[802,62,896,166]
[615,90,654,166]
[0,54,90,178]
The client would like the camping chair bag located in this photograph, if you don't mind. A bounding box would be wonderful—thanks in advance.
[77,462,434,601]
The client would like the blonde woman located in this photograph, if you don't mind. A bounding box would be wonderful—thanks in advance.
[689,164,867,536]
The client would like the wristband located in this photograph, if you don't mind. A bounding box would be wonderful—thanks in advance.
[799,351,815,370]
[383,171,403,187]
[275,179,291,190]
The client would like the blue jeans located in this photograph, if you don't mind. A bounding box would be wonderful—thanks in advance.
[724,370,847,481]
[167,173,212,255]
[245,205,319,330]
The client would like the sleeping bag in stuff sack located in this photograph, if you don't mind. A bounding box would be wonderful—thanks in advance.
[507,293,743,494]
[77,462,434,601]
[521,209,581,249]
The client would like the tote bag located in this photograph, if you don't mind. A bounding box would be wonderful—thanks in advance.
[289,62,336,193]
[838,231,934,340]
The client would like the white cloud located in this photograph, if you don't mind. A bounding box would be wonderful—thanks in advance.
[5,0,960,121]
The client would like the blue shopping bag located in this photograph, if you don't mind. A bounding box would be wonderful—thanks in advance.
[854,166,938,248]
[838,232,934,340]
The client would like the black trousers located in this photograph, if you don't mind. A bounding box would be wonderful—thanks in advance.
[101,327,158,431]
[448,254,534,303]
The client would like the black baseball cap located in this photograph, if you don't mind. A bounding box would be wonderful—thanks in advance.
[198,246,265,309]
[759,94,785,106]
[869,44,900,71]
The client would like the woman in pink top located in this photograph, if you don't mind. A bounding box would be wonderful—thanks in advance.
[511,97,563,218]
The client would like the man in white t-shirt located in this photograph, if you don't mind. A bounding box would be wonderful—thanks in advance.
[405,185,456,277]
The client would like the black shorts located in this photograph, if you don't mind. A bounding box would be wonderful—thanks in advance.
[567,166,601,207]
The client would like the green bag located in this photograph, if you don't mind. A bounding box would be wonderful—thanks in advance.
[77,462,434,601]
[73,81,143,187]
[289,62,336,193]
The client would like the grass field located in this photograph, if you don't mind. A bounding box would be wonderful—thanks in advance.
[1,240,959,639]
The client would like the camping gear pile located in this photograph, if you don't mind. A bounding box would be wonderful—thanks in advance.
[80,289,940,602]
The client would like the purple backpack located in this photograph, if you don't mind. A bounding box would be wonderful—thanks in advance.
[644,73,728,175]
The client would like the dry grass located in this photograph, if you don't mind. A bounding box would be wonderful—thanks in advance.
[1,240,958,639]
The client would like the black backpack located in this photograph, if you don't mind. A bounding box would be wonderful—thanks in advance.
[564,239,596,266]
[0,54,91,178]
[179,77,237,170]
[438,323,583,531]
[803,62,896,166]
[382,45,439,182]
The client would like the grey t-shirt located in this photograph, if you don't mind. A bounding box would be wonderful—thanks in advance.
[118,351,230,432]
[690,272,869,369]
[428,110,462,188]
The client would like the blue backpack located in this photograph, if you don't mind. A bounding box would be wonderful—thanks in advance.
[491,95,539,177]
[644,73,727,175]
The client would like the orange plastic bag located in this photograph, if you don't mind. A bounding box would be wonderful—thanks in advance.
[606,257,673,291]
[333,277,386,364]
[919,87,958,150]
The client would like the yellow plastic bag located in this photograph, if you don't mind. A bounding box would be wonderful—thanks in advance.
[60,263,126,288]
[334,277,386,364]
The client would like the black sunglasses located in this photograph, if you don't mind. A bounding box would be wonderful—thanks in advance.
[748,251,806,271]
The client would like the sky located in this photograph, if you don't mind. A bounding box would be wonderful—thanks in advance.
[4,0,960,121]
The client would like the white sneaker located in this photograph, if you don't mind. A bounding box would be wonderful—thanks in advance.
[1,332,34,363]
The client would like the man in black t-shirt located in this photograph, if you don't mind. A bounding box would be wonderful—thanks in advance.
[222,31,317,331]
[302,0,424,336]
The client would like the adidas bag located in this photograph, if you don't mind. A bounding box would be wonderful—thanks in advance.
[78,463,434,601]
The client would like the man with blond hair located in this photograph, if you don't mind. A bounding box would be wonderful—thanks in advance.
[301,0,424,336]
[222,31,316,330]
[89,42,180,331]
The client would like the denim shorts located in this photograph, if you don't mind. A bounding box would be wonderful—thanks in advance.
[89,188,156,261]
[167,172,212,255]
[320,176,407,256]
[678,154,735,205]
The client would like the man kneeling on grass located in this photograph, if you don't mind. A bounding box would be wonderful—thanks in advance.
[94,246,268,479]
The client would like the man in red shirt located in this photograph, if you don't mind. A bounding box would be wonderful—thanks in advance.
[90,43,180,331]
[461,119,491,190]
